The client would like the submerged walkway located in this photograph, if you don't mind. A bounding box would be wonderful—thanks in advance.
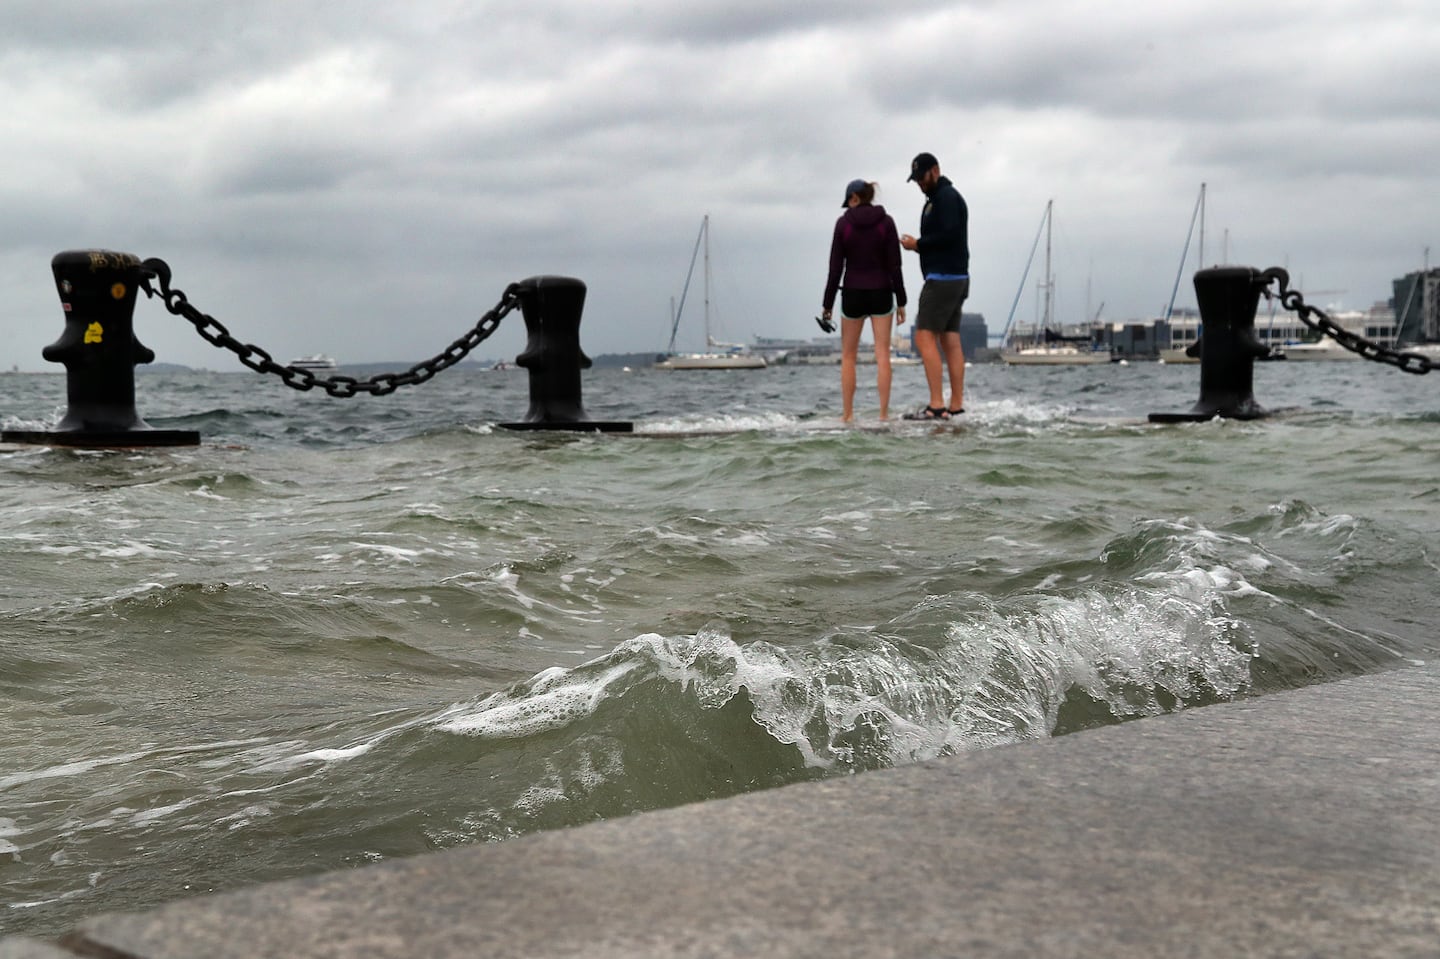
[5,664,1440,958]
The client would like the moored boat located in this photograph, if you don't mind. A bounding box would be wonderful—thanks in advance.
[656,216,766,371]
[1004,345,1111,366]
[999,200,1112,366]
[288,354,338,371]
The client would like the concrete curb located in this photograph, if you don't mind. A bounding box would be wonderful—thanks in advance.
[7,664,1440,958]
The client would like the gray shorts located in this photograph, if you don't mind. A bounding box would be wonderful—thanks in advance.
[915,278,969,334]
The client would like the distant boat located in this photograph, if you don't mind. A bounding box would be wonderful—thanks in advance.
[1006,343,1111,366]
[288,354,337,371]
[1281,339,1362,361]
[1158,184,1207,365]
[1000,199,1111,366]
[655,215,767,371]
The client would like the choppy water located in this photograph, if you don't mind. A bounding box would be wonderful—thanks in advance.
[2,359,1438,937]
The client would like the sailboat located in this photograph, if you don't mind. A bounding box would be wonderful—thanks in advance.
[655,215,767,370]
[287,354,338,371]
[1000,199,1110,365]
[1158,183,1206,365]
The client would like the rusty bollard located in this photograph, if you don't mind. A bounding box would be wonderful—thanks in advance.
[498,276,632,433]
[1150,266,1276,423]
[2,250,199,448]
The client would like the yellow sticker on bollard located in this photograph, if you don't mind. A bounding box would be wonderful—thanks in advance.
[87,251,140,271]
[84,322,104,344]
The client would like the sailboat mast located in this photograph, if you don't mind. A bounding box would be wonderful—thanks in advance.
[1165,183,1206,322]
[702,214,712,347]
[1198,182,1207,268]
[1000,200,1051,343]
[1042,199,1054,332]
[667,217,707,354]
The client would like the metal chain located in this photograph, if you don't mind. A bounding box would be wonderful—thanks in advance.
[1259,267,1435,375]
[137,258,521,397]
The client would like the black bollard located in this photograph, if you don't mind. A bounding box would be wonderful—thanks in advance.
[1149,266,1275,423]
[498,276,632,433]
[2,251,200,448]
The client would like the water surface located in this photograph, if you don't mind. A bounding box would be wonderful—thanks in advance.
[2,359,1437,936]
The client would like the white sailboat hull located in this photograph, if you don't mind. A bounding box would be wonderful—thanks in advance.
[288,354,338,371]
[655,353,767,370]
[1001,347,1111,366]
[657,215,766,371]
[1281,342,1362,361]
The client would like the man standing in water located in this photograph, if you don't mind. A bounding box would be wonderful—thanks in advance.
[900,152,968,420]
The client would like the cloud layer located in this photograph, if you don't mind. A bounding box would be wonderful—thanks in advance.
[3,0,1436,370]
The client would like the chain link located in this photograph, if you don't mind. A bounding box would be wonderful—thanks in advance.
[137,258,521,397]
[1259,267,1435,376]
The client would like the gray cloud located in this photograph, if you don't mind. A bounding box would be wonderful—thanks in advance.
[1,0,1435,374]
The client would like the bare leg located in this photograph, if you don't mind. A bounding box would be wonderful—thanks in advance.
[913,328,945,410]
[941,330,966,412]
[870,314,894,419]
[840,317,864,422]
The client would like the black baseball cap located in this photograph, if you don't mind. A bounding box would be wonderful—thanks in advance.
[907,152,938,181]
[842,178,867,207]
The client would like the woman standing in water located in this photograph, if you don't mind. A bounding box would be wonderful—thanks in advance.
[821,179,907,422]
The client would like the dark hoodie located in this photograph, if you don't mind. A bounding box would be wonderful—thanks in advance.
[823,203,907,312]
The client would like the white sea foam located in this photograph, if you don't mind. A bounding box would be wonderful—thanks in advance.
[129,798,201,826]
[0,817,18,857]
[635,411,801,435]
[342,542,431,565]
[292,744,376,763]
[974,397,1072,425]
[216,804,274,830]
[460,563,605,622]
[0,749,157,791]
[822,510,874,524]
[513,746,622,816]
[438,662,641,738]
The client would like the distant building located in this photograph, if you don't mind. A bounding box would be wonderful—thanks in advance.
[1103,322,1159,360]
[899,312,988,358]
[960,313,988,358]
[751,335,836,364]
[1393,268,1440,344]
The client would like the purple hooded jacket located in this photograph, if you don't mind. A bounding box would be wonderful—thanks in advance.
[822,203,907,312]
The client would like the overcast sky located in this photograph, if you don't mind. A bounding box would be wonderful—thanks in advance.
[2,0,1436,372]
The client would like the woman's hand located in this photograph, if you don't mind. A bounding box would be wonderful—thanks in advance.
[896,307,906,325]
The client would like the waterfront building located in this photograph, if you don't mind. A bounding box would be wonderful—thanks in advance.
[1393,268,1440,345]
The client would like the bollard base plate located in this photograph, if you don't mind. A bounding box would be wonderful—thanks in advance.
[498,421,634,433]
[1147,411,1270,423]
[1,429,202,448]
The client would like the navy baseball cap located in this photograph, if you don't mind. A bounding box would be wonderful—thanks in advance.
[907,152,938,181]
[841,178,867,206]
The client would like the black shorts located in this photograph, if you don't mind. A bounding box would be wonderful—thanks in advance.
[840,288,895,319]
[914,278,969,334]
